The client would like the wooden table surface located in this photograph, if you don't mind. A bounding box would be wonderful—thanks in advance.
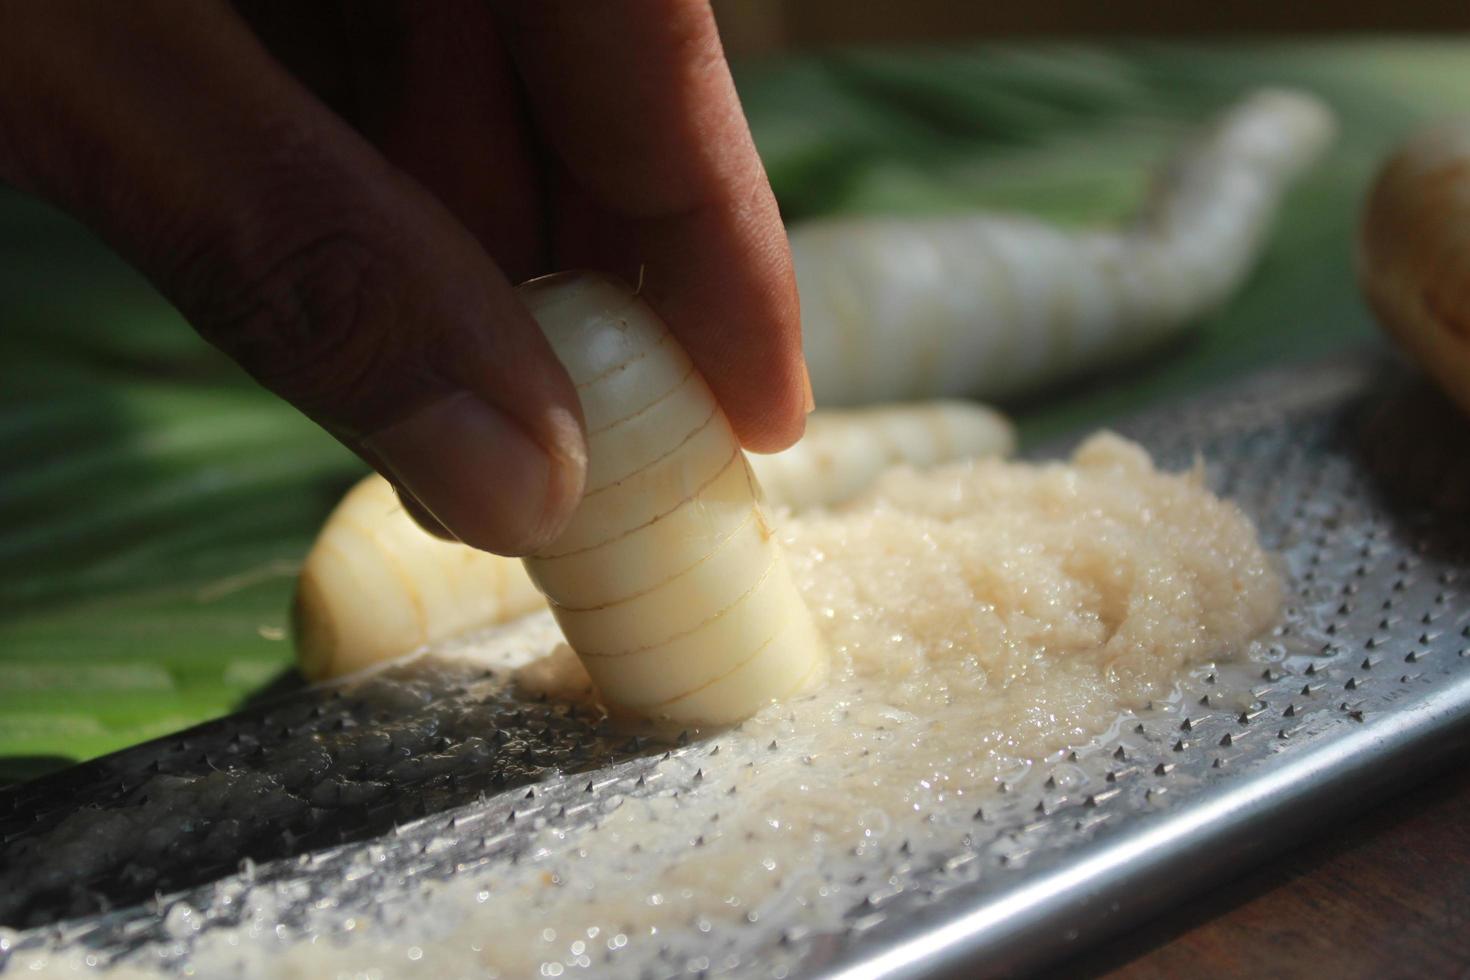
[1042,760,1470,979]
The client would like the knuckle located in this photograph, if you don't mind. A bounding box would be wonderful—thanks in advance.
[186,219,406,427]
[156,120,459,432]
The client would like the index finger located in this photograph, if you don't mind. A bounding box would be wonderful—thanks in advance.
[493,0,811,453]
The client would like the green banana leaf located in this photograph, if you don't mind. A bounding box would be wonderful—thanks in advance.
[3,39,1467,782]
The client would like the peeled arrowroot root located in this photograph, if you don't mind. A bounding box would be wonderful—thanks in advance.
[751,400,1013,510]
[292,398,1011,683]
[516,272,825,724]
[1359,119,1470,419]
[292,475,546,680]
[793,88,1337,405]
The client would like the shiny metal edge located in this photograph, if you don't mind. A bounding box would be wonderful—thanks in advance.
[818,670,1470,979]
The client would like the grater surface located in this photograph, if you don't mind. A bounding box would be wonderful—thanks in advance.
[2,348,1469,977]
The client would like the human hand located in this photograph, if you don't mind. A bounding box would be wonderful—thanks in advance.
[0,0,809,555]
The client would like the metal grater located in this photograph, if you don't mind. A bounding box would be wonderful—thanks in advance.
[2,347,1468,977]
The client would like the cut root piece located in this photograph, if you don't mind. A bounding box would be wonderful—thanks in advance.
[518,272,826,724]
[291,475,546,680]
[749,400,1014,510]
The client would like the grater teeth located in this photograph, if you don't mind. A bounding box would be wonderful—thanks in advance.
[2,349,1469,979]
[0,628,679,932]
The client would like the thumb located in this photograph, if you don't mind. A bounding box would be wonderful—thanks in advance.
[0,0,585,556]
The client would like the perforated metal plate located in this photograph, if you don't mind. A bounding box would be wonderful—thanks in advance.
[3,349,1469,978]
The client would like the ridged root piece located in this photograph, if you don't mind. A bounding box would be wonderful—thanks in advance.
[517,272,826,725]
[292,475,546,680]
[750,400,1013,510]
[793,88,1337,406]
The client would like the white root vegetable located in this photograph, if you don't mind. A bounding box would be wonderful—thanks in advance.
[1358,119,1470,419]
[793,88,1337,405]
[292,475,546,680]
[517,272,825,724]
[293,399,1011,683]
[749,400,1013,510]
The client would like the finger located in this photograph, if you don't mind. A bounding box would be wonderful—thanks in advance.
[343,0,547,282]
[230,0,355,118]
[393,483,456,542]
[494,0,810,453]
[0,0,585,556]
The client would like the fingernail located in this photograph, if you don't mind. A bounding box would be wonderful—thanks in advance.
[391,484,456,542]
[364,392,585,555]
[801,364,816,415]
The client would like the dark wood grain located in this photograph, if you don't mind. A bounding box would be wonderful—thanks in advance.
[1043,761,1470,979]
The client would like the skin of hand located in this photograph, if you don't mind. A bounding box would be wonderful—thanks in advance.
[0,0,811,556]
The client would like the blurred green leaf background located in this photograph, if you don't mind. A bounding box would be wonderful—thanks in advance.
[3,40,1467,781]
